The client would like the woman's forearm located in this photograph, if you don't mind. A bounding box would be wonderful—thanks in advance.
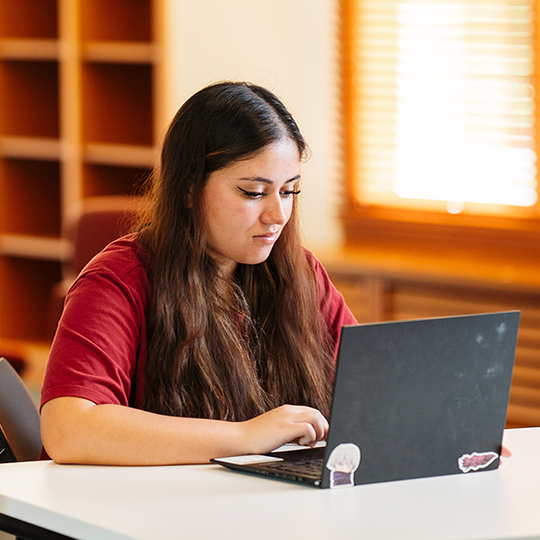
[40,397,328,465]
[41,397,246,465]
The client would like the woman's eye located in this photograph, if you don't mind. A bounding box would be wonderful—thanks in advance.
[237,187,301,199]
[281,189,301,197]
[238,188,264,198]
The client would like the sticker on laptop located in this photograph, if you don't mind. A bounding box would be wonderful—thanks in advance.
[214,455,284,466]
[458,451,499,473]
[326,443,361,488]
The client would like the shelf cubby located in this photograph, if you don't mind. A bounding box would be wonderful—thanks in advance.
[0,60,59,138]
[0,0,57,39]
[0,256,61,341]
[0,158,61,237]
[83,164,152,198]
[80,0,152,43]
[81,62,153,146]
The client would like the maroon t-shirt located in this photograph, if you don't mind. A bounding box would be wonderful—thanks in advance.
[41,234,356,412]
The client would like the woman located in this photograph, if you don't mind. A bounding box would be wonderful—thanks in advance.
[40,81,357,465]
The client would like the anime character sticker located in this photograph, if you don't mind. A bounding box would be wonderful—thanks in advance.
[326,443,361,488]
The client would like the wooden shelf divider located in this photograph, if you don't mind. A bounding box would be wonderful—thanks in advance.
[0,38,59,60]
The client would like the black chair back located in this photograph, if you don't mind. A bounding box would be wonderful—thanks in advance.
[0,357,42,462]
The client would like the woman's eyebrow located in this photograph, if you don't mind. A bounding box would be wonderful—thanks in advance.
[239,175,301,185]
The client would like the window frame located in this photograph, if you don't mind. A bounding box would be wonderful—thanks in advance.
[340,0,540,255]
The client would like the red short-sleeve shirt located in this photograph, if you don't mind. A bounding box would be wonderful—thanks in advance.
[41,234,357,412]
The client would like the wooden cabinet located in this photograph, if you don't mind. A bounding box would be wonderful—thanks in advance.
[0,0,163,365]
[321,246,540,428]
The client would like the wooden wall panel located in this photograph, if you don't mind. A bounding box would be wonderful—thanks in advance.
[329,271,540,428]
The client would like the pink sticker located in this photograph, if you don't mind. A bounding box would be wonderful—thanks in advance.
[458,451,498,473]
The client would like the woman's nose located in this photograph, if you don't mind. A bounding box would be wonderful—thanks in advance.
[262,194,288,225]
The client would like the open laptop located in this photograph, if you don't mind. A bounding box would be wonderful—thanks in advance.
[212,311,520,488]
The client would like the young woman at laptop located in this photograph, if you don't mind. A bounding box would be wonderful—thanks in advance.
[40,82,357,465]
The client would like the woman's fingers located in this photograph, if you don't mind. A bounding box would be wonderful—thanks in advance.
[270,404,328,442]
[285,405,329,445]
[242,404,328,454]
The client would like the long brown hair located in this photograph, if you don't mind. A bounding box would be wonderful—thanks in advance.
[140,81,334,420]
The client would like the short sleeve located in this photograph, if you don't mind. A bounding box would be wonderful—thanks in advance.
[306,250,358,357]
[40,236,150,410]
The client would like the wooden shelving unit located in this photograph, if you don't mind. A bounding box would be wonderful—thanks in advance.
[0,0,163,364]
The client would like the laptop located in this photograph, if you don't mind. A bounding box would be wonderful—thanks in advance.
[212,311,520,488]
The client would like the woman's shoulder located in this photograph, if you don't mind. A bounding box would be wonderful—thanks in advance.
[78,232,150,283]
[301,246,327,277]
[301,245,357,323]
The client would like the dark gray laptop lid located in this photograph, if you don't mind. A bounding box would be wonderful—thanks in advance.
[321,311,520,488]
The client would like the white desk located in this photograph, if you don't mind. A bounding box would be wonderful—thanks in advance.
[1,428,539,540]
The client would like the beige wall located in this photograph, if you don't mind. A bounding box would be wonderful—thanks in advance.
[163,0,343,250]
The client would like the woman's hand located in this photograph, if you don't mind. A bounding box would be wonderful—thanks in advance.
[239,404,329,455]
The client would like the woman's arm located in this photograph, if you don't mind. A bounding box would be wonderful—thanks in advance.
[40,397,329,465]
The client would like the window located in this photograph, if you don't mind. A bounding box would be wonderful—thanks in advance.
[341,0,540,249]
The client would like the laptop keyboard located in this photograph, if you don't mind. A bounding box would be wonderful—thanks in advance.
[265,458,324,479]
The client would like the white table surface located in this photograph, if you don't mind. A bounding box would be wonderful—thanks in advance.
[1,428,540,540]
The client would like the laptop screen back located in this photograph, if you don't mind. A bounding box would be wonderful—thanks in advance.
[321,311,520,488]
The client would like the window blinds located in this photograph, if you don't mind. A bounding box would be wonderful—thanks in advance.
[350,0,537,213]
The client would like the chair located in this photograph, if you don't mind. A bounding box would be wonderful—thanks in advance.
[0,357,42,462]
[63,196,146,281]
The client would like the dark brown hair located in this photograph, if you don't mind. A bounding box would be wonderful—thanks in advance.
[140,81,334,420]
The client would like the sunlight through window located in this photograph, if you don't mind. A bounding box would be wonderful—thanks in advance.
[351,0,538,214]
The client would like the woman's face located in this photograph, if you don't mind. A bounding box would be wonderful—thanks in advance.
[201,137,301,278]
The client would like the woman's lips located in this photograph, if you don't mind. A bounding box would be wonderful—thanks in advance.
[253,232,278,243]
